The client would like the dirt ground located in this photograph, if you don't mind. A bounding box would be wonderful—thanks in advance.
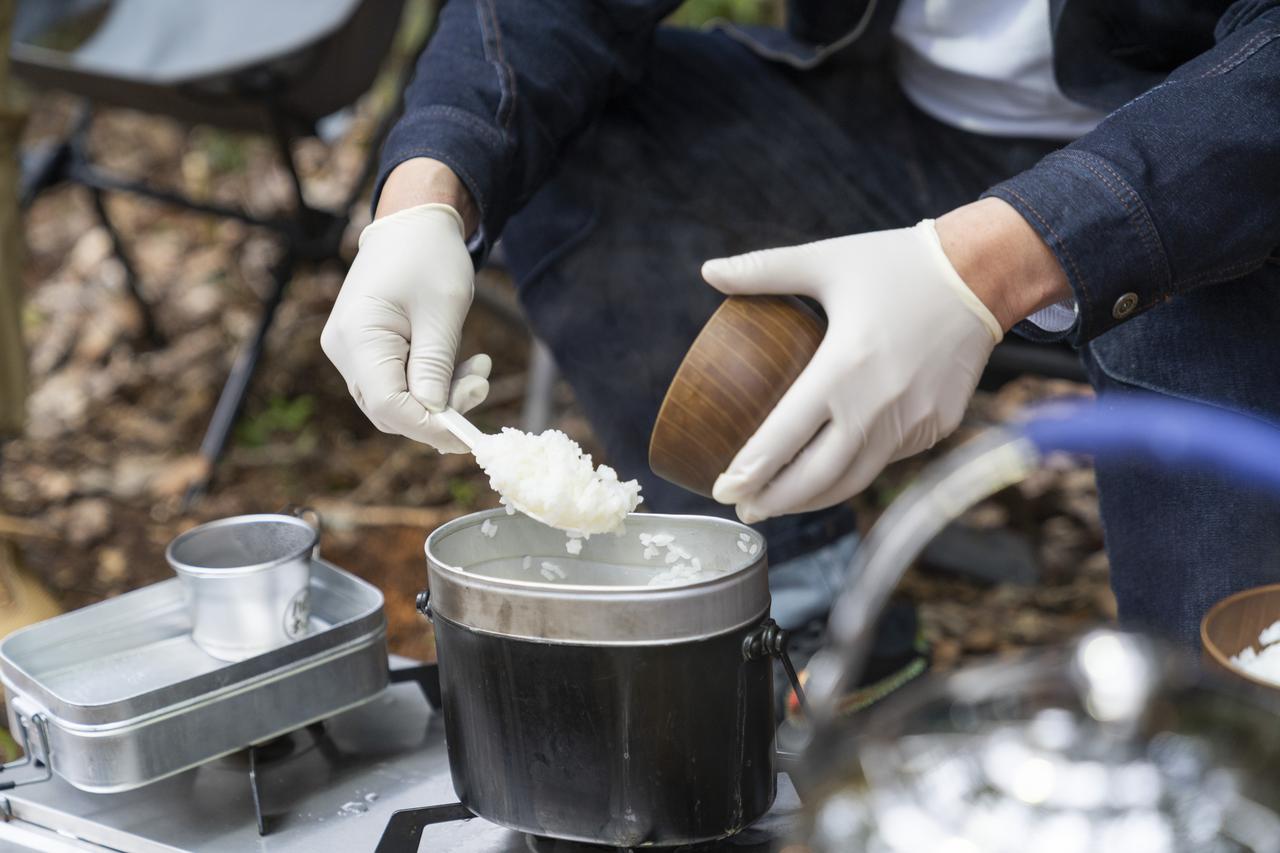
[0,86,1114,676]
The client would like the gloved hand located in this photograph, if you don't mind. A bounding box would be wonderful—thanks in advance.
[705,220,1003,523]
[321,203,490,453]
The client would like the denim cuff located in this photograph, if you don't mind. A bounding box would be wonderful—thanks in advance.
[373,105,508,268]
[982,149,1173,345]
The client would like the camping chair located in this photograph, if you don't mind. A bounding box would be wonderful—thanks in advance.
[11,0,552,507]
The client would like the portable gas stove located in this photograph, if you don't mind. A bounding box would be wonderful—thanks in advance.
[0,657,800,852]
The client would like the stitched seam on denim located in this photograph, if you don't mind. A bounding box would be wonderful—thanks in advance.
[1177,254,1272,288]
[416,105,506,148]
[476,0,516,132]
[1058,150,1170,291]
[998,186,1091,311]
[1104,29,1279,118]
[1201,30,1280,78]
[1088,355,1280,422]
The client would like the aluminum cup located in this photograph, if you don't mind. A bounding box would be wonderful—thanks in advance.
[166,514,317,662]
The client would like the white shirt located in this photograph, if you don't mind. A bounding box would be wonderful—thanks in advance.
[893,0,1105,140]
[894,0,1096,331]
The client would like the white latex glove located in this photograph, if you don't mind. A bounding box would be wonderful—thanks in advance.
[321,203,490,453]
[705,220,1002,524]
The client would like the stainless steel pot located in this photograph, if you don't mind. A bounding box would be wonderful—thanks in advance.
[166,513,317,662]
[423,510,779,848]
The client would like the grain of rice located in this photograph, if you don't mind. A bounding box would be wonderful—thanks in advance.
[566,537,583,555]
[480,519,498,538]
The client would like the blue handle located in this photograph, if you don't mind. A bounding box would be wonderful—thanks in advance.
[1021,396,1280,498]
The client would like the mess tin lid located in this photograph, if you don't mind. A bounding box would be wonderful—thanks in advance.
[425,510,769,646]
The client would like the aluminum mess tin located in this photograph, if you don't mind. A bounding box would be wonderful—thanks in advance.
[0,560,388,793]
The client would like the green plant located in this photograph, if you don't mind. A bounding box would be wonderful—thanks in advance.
[668,0,781,27]
[235,394,316,448]
[192,128,249,174]
[447,478,478,508]
[0,727,18,763]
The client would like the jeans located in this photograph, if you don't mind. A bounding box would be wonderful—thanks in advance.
[500,27,1280,646]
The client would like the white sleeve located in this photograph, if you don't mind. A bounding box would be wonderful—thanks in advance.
[1025,298,1079,333]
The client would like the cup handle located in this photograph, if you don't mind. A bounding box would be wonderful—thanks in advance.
[279,504,322,559]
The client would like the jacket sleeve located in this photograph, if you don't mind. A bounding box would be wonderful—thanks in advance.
[374,0,681,260]
[983,3,1280,344]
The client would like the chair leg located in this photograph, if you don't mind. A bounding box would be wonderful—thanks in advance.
[182,251,296,510]
[87,186,162,347]
[520,339,557,434]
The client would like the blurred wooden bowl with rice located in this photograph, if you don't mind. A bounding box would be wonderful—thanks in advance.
[649,295,824,497]
[1202,583,1280,696]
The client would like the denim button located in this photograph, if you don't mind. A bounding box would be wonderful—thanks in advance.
[1113,292,1139,319]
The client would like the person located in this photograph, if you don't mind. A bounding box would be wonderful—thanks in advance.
[323,0,1280,652]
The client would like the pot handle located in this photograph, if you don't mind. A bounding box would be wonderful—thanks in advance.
[743,619,809,719]
[0,707,52,792]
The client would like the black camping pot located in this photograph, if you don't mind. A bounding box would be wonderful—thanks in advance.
[423,511,786,848]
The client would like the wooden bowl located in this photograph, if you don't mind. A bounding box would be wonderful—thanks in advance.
[1201,583,1280,694]
[649,295,825,497]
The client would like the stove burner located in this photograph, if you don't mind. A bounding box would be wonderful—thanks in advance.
[373,803,779,853]
[214,726,313,770]
[522,834,733,852]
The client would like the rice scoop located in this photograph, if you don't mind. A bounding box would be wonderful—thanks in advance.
[472,427,642,536]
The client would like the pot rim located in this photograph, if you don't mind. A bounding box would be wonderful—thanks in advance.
[166,513,317,578]
[425,509,765,594]
[425,510,771,645]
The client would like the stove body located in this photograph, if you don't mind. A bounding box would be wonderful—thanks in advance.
[0,663,799,852]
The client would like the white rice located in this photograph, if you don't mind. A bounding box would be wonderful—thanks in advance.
[522,556,532,571]
[480,519,498,538]
[473,428,641,535]
[1230,618,1280,685]
[540,561,565,579]
[565,537,583,555]
[642,546,659,560]
[647,561,726,587]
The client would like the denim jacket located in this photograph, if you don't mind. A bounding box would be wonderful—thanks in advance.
[379,0,1280,345]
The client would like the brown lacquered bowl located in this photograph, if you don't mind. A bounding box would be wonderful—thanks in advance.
[1201,583,1280,695]
[649,295,825,497]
